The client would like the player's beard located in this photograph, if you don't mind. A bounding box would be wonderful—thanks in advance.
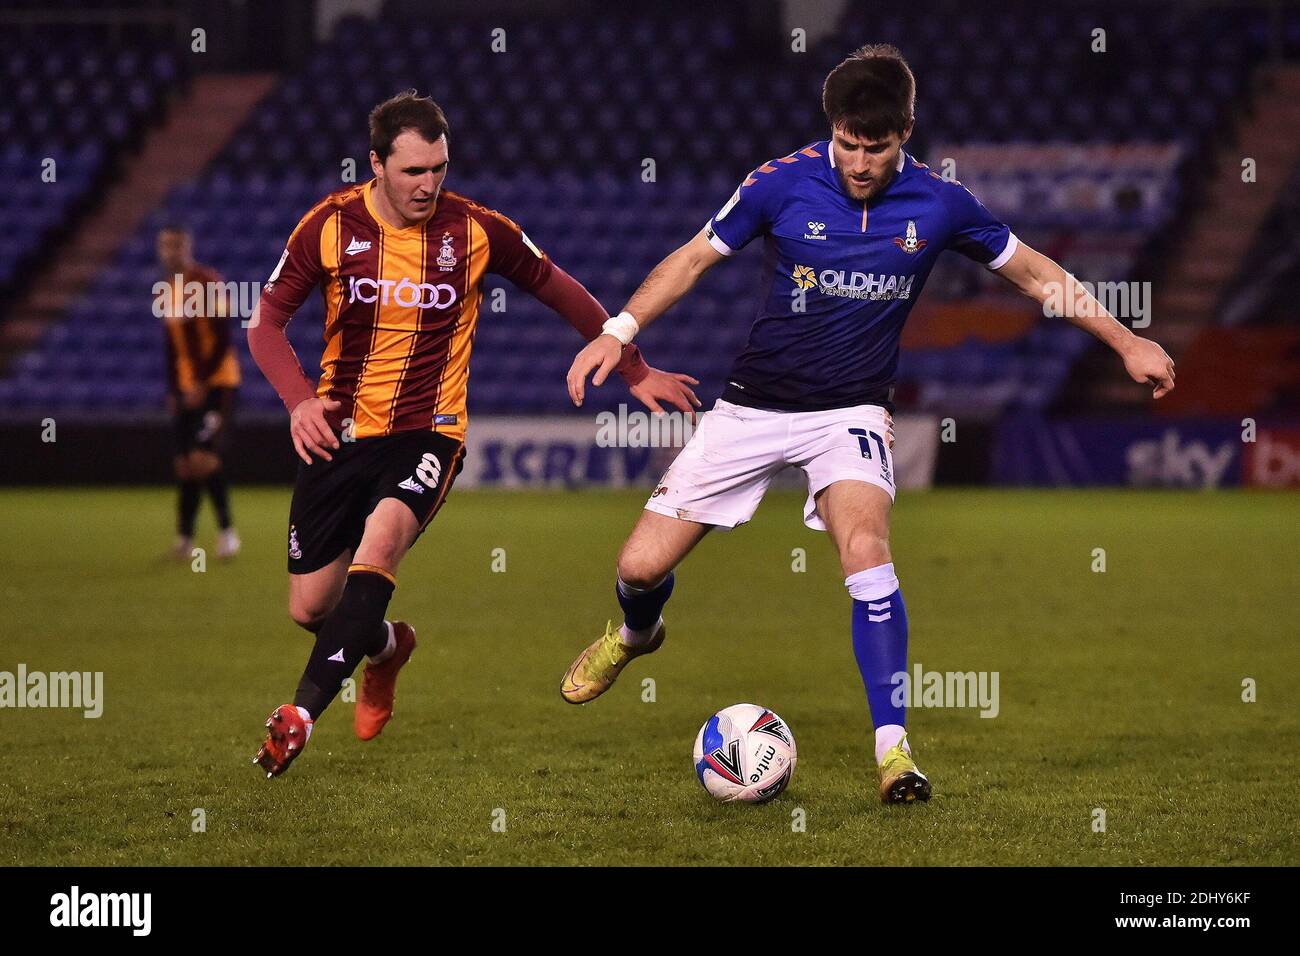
[839,167,893,202]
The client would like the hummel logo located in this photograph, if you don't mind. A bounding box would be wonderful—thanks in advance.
[327,648,346,663]
[398,476,424,494]
[345,237,372,255]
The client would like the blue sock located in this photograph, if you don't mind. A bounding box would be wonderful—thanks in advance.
[847,563,908,736]
[616,572,674,632]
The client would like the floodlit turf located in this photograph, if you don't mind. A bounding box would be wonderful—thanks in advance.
[0,486,1296,866]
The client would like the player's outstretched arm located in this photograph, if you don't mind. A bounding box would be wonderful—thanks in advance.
[994,242,1175,399]
[247,302,340,464]
[568,227,725,406]
[531,264,700,414]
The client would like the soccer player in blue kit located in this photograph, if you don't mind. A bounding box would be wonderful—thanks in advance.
[559,45,1176,802]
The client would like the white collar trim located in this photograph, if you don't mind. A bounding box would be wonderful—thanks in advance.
[827,141,909,172]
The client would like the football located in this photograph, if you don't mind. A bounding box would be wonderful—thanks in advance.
[693,704,797,803]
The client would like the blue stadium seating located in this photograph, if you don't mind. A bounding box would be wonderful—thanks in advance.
[0,29,182,299]
[1,3,1288,419]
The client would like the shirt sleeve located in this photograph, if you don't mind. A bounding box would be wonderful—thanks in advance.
[476,207,554,294]
[250,209,328,412]
[248,301,317,413]
[942,181,1018,270]
[259,206,329,319]
[530,265,650,387]
[704,165,784,255]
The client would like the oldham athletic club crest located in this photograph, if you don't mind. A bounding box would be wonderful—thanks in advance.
[894,219,927,254]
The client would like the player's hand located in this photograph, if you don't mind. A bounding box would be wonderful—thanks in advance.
[567,334,624,407]
[629,367,702,417]
[181,386,206,409]
[1121,336,1176,399]
[290,396,342,464]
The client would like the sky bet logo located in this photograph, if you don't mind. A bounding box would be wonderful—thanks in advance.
[792,264,915,301]
[347,276,457,309]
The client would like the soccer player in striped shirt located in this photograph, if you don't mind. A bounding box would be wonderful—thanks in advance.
[157,226,241,561]
[560,45,1175,803]
[247,91,699,777]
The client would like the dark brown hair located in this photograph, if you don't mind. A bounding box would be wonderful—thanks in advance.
[822,44,915,139]
[369,90,450,162]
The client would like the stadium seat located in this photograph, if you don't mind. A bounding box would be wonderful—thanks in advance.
[1,2,1272,421]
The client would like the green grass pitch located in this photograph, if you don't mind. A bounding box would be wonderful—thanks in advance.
[1,486,1296,866]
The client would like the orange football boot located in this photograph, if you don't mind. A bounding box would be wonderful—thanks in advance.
[355,621,417,741]
[253,704,312,778]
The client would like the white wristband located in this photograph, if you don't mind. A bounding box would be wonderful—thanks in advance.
[602,311,639,345]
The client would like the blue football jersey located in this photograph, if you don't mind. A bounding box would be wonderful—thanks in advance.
[704,141,1017,411]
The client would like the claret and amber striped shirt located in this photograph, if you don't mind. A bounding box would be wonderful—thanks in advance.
[161,263,241,395]
[258,180,553,442]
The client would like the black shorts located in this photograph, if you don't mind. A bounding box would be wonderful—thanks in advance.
[173,386,236,455]
[287,429,465,574]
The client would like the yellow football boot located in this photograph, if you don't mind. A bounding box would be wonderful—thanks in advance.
[879,734,932,804]
[560,620,665,704]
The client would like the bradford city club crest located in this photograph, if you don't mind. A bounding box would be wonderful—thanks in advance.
[436,232,457,270]
[894,220,927,254]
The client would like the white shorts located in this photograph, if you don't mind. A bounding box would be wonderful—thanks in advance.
[644,399,896,531]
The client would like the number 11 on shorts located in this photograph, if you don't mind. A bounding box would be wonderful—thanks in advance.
[848,427,888,461]
[849,427,893,487]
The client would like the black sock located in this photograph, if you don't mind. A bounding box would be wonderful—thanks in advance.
[207,469,232,529]
[178,481,201,537]
[294,569,394,719]
[616,572,675,631]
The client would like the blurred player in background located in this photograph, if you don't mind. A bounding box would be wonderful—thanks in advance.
[247,91,700,777]
[157,225,241,561]
[561,44,1176,804]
